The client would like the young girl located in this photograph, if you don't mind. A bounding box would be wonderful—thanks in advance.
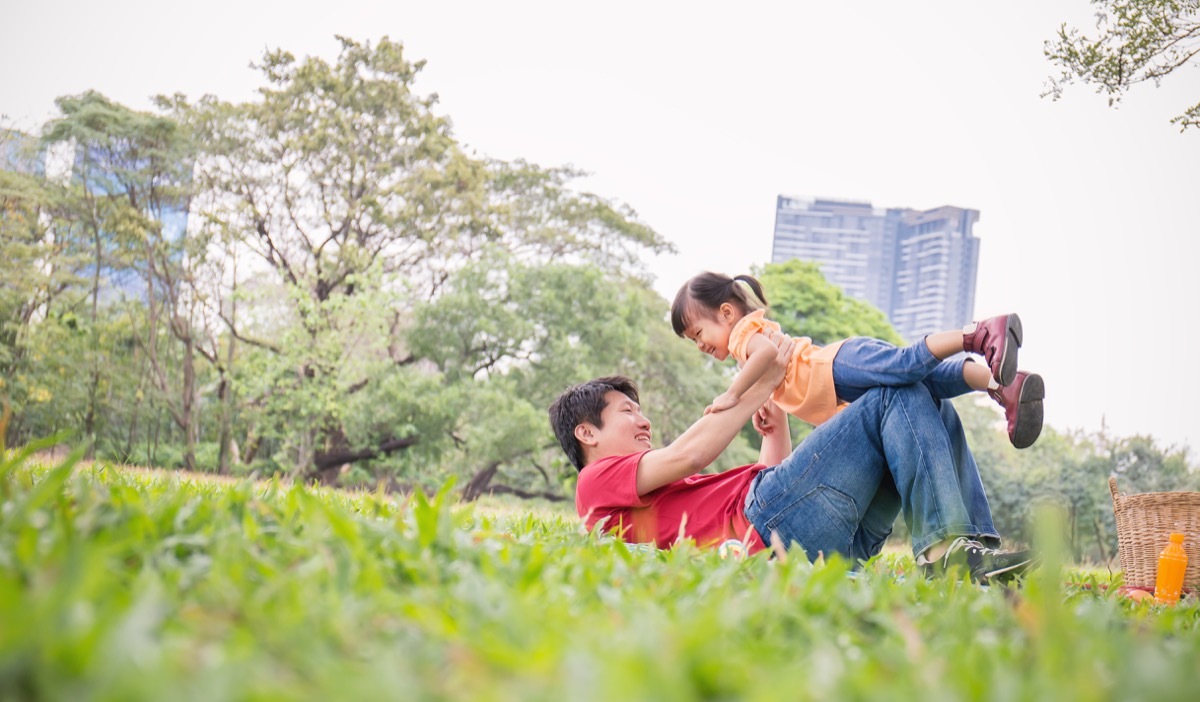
[670,271,1045,448]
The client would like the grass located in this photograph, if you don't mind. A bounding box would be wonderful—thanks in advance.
[1,445,1197,701]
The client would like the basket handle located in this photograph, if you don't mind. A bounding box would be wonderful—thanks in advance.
[1109,476,1120,503]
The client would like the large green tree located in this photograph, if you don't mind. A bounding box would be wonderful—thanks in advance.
[41,92,206,469]
[756,259,903,347]
[173,36,673,478]
[395,247,740,499]
[1045,0,1200,130]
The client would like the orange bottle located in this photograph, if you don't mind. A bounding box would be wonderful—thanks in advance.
[1153,533,1188,605]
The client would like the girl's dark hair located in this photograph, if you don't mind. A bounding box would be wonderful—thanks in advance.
[548,375,641,472]
[670,272,768,337]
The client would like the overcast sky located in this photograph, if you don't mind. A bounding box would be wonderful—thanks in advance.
[4,1,1199,455]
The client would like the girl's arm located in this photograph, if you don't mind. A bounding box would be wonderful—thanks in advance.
[707,333,782,414]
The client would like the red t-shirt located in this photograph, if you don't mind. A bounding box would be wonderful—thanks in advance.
[575,450,767,554]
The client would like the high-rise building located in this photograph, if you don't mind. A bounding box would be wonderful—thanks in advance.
[1,130,45,176]
[771,196,980,343]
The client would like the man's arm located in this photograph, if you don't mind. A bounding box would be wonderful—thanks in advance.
[635,334,794,495]
[754,400,791,467]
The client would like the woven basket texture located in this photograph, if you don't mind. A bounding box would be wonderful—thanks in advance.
[1109,477,1200,589]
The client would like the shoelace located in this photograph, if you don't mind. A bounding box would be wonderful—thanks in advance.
[961,539,1006,557]
[919,537,1003,567]
[920,536,976,566]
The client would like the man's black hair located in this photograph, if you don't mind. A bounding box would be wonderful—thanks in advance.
[548,375,640,472]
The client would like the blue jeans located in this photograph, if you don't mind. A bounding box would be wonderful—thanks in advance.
[832,337,972,403]
[743,383,999,562]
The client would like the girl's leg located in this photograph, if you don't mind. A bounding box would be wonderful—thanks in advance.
[832,337,942,402]
[928,315,1023,387]
[924,330,965,360]
[922,358,979,400]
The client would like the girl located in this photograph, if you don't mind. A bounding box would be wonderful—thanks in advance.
[670,272,1044,448]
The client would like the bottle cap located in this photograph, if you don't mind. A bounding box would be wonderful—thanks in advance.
[1169,532,1185,543]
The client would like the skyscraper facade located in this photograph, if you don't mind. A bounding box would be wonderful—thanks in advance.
[1,130,44,176]
[771,196,979,343]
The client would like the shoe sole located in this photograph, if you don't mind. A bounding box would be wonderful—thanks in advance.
[983,554,1041,584]
[997,314,1022,387]
[1011,373,1044,449]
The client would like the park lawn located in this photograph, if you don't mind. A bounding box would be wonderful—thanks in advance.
[1,446,1197,702]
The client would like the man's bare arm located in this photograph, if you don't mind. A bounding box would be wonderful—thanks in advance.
[754,400,791,467]
[635,334,794,495]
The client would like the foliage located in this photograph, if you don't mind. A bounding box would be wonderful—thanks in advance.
[1045,0,1200,130]
[158,36,674,477]
[756,259,904,347]
[956,394,1199,562]
[403,248,747,495]
[1,452,1198,701]
[3,35,1196,510]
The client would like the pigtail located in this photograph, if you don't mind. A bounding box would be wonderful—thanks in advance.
[671,271,767,337]
[733,274,768,310]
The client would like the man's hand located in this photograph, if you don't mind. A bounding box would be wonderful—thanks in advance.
[704,391,739,415]
[752,402,777,435]
[762,329,793,386]
[755,400,791,466]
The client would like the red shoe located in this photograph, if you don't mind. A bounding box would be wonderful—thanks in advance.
[963,314,1022,386]
[989,371,1044,449]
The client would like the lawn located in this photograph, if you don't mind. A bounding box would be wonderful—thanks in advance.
[1,444,1197,701]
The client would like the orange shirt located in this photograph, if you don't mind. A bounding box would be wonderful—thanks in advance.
[727,310,847,425]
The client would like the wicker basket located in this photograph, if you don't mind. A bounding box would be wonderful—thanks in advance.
[1109,477,1200,590]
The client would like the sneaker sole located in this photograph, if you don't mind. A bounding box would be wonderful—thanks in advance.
[984,554,1040,583]
[997,314,1022,387]
[1011,373,1044,449]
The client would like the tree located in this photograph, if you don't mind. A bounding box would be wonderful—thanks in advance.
[756,259,903,347]
[175,36,673,477]
[41,92,207,469]
[0,157,59,377]
[1045,0,1200,131]
[402,248,738,500]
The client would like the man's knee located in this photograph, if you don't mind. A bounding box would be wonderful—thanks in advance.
[874,382,935,409]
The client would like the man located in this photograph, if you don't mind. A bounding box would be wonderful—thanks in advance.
[548,333,1036,584]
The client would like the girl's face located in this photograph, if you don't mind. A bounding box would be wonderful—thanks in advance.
[681,302,740,361]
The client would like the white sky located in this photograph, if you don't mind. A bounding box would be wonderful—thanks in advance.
[4,1,1199,455]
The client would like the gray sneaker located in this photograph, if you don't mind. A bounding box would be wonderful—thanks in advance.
[917,536,1038,585]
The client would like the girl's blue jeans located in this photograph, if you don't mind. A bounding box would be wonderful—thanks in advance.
[743,382,999,562]
[832,336,972,402]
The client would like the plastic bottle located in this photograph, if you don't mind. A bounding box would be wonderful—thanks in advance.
[1153,532,1188,605]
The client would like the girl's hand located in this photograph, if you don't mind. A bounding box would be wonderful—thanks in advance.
[704,391,739,415]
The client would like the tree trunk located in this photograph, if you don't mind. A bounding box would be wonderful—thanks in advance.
[216,264,238,475]
[84,221,101,458]
[1094,516,1111,564]
[216,373,232,475]
[181,331,196,472]
[242,425,260,465]
[310,435,419,483]
[461,462,501,502]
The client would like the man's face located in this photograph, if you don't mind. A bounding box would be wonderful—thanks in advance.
[581,390,653,461]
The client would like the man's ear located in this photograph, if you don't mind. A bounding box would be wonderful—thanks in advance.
[574,423,599,448]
